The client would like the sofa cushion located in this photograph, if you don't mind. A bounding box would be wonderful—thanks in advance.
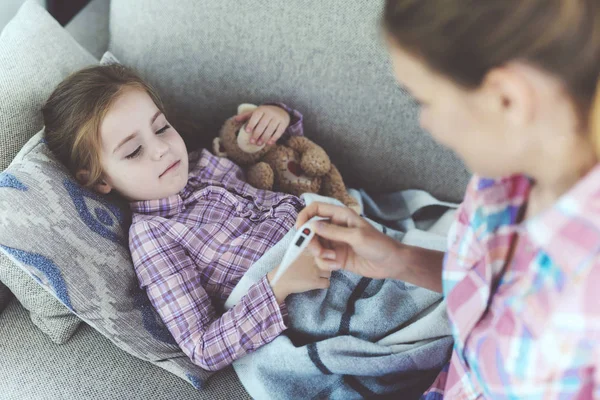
[0,0,97,171]
[108,0,471,202]
[0,0,98,343]
[0,128,217,389]
[65,0,110,59]
[0,251,80,343]
[0,299,250,400]
[0,280,12,313]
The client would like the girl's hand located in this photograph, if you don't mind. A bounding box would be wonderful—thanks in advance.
[267,248,331,304]
[234,105,291,146]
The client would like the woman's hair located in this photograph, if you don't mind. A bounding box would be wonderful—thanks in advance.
[42,64,166,188]
[383,0,600,152]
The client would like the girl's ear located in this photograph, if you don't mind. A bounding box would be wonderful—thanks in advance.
[76,169,113,194]
[94,180,113,195]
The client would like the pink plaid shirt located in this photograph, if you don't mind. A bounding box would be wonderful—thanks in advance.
[128,106,305,371]
[423,168,600,399]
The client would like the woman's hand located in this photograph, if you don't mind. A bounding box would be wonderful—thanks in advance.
[297,202,445,292]
[296,202,406,280]
[234,105,291,146]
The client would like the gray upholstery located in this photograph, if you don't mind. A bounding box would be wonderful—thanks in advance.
[0,251,80,344]
[0,0,96,171]
[0,299,250,400]
[65,0,109,59]
[0,280,12,312]
[109,0,471,202]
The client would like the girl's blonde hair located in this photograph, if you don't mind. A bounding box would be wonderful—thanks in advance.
[43,64,166,188]
[383,0,600,154]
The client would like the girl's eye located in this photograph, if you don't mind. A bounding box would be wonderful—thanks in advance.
[124,125,170,159]
[156,124,170,134]
[126,146,142,159]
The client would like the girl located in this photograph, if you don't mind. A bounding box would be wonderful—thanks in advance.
[42,64,331,371]
[299,0,600,398]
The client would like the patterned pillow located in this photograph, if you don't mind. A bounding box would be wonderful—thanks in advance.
[0,49,215,387]
[0,0,99,342]
[0,129,214,389]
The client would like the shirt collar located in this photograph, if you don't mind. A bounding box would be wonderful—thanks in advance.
[129,177,198,218]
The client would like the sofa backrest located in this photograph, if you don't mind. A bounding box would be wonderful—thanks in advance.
[108,0,471,202]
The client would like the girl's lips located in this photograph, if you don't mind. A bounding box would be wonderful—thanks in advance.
[160,160,180,178]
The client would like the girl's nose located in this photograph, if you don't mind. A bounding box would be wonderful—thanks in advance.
[152,137,169,160]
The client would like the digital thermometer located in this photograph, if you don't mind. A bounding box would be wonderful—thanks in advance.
[270,216,328,285]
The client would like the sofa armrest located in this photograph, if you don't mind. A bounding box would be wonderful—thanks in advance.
[65,0,109,59]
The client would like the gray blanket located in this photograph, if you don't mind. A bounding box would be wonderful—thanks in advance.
[225,191,457,399]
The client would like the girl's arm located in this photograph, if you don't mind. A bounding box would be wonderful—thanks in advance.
[129,221,288,371]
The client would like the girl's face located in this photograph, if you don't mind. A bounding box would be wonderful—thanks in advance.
[387,38,580,179]
[93,88,189,201]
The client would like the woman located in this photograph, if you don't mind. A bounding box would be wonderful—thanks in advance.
[298,0,600,398]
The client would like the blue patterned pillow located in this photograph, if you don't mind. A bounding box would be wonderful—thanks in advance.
[0,130,214,389]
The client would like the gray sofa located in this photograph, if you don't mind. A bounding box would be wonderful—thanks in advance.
[0,0,470,399]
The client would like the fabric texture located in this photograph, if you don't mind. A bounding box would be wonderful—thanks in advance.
[425,172,600,399]
[129,150,303,371]
[0,129,218,390]
[0,298,250,400]
[65,0,110,59]
[108,0,471,203]
[225,192,456,400]
[0,0,97,171]
[0,0,98,343]
[0,251,80,344]
[0,279,12,313]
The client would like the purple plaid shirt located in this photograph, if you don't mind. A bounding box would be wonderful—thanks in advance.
[129,105,305,371]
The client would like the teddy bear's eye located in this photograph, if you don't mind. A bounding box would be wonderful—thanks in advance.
[235,129,241,138]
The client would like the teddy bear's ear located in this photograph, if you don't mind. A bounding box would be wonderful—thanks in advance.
[238,103,259,115]
[212,137,228,157]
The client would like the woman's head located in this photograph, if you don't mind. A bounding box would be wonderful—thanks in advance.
[43,64,188,201]
[383,0,600,178]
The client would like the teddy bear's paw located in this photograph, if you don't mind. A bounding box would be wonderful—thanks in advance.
[247,162,274,190]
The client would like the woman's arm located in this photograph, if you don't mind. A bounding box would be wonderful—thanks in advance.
[396,244,445,293]
[298,202,445,293]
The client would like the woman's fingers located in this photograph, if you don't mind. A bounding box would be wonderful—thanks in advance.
[306,237,336,261]
[315,256,341,272]
[296,202,362,229]
[313,221,363,249]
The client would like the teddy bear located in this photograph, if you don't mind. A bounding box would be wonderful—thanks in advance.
[212,104,359,212]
